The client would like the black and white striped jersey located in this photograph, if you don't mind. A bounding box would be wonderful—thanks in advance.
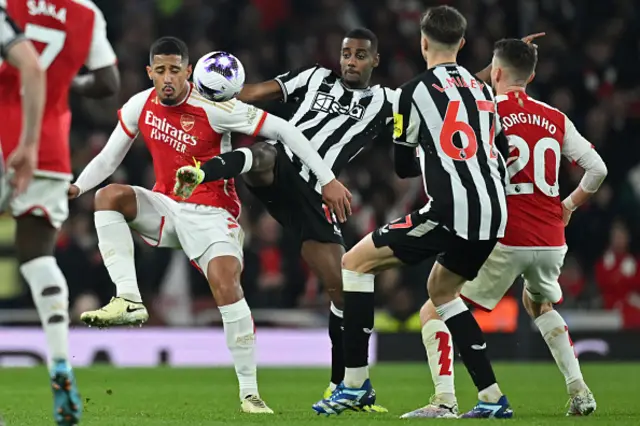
[273,65,396,193]
[0,6,24,58]
[393,63,508,241]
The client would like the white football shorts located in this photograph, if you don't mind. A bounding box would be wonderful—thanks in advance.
[460,243,567,311]
[10,177,70,229]
[128,186,244,277]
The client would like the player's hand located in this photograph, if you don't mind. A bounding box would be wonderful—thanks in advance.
[68,184,81,199]
[521,32,545,48]
[174,164,205,200]
[321,179,352,223]
[6,144,38,196]
[561,203,572,226]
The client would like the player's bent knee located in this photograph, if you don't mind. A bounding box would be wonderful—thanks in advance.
[342,235,396,274]
[95,184,137,218]
[523,292,554,319]
[249,142,277,172]
[419,299,440,326]
[206,255,244,305]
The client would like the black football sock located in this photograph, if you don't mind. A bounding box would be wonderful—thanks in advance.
[200,148,253,183]
[342,269,375,388]
[437,298,498,393]
[328,305,345,386]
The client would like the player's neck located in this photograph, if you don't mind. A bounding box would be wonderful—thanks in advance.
[425,52,457,69]
[499,85,527,96]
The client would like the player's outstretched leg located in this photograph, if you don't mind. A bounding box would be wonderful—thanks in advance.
[174,142,274,199]
[301,240,387,413]
[399,300,457,419]
[312,234,397,416]
[15,214,82,425]
[427,263,512,419]
[203,253,272,413]
[80,184,148,327]
[523,293,596,416]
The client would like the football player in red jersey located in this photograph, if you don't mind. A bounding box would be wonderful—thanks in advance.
[0,5,44,199]
[416,38,606,417]
[70,37,350,413]
[0,1,119,424]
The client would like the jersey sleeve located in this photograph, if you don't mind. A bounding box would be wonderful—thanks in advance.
[562,115,594,162]
[83,1,117,70]
[274,65,323,102]
[393,86,419,147]
[117,89,150,138]
[0,7,25,58]
[206,99,268,136]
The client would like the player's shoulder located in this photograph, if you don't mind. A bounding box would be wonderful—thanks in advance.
[122,87,155,113]
[189,89,240,113]
[69,0,103,15]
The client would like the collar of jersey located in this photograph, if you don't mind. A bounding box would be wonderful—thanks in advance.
[429,62,458,69]
[338,79,374,92]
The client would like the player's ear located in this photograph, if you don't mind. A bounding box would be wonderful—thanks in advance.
[146,65,153,80]
[421,35,428,53]
[186,64,193,79]
[373,53,380,68]
[458,37,466,51]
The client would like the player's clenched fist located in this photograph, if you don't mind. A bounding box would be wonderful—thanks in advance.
[321,179,352,223]
[174,164,205,200]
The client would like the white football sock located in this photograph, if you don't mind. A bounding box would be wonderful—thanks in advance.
[534,310,585,394]
[95,211,141,303]
[478,383,503,403]
[219,298,259,399]
[21,256,69,365]
[344,366,369,389]
[421,319,456,402]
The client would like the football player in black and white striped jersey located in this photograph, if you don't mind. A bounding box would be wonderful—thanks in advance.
[174,28,394,412]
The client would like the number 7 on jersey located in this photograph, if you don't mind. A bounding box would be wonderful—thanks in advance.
[24,24,66,70]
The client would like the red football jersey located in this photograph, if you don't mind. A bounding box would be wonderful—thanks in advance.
[498,91,593,247]
[118,84,268,218]
[0,0,116,177]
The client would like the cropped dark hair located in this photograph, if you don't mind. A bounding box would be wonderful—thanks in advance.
[420,6,467,46]
[344,28,378,52]
[149,36,189,64]
[493,38,538,80]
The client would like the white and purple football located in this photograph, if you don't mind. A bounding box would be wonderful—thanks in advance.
[193,51,245,102]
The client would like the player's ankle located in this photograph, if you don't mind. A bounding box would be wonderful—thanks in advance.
[434,392,457,405]
[567,378,587,396]
[344,366,368,388]
[478,383,503,403]
[118,292,142,303]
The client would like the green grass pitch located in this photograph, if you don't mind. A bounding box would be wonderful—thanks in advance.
[0,363,637,425]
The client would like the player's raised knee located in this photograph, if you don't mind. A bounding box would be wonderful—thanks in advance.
[419,299,440,325]
[94,184,136,214]
[249,142,276,172]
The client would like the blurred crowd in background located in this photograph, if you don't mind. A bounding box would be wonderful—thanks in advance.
[2,0,640,328]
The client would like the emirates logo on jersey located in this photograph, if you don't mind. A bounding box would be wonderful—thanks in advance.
[180,114,195,132]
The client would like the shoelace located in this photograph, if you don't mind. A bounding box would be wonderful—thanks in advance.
[246,395,266,408]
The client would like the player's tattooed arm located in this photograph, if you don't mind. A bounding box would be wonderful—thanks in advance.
[71,64,120,98]
[394,145,421,178]
[475,32,545,83]
[238,81,284,103]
